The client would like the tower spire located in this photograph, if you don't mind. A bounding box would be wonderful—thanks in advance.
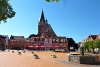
[39,9,45,22]
[45,18,48,22]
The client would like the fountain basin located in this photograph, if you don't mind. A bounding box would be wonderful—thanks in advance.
[68,54,99,65]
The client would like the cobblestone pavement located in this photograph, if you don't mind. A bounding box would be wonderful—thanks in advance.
[0,50,100,67]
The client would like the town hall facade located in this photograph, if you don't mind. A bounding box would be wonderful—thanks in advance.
[8,10,68,50]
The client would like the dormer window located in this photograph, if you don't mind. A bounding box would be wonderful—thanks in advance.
[66,39,68,42]
[53,39,55,42]
[56,39,59,42]
[63,39,66,42]
[61,39,63,42]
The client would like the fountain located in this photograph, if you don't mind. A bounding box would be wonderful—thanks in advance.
[68,46,99,65]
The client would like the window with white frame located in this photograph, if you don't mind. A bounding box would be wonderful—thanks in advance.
[63,39,66,42]
[60,44,63,46]
[63,44,65,47]
[53,39,55,42]
[56,39,59,42]
[55,44,57,46]
[61,39,63,42]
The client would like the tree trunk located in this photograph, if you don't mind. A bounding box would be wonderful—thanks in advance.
[87,49,89,53]
[92,49,95,54]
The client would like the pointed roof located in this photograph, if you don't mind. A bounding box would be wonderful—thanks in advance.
[45,18,48,22]
[39,10,45,22]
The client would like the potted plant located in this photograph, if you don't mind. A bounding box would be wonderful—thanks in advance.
[33,54,39,59]
[18,52,21,55]
[50,55,57,58]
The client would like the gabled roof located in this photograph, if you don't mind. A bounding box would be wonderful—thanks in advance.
[10,35,24,39]
[67,38,75,42]
[0,35,6,38]
[89,35,98,40]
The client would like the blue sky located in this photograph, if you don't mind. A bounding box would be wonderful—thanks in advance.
[0,0,100,42]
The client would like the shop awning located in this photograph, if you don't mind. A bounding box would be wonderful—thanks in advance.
[28,46,34,48]
[40,46,45,48]
[47,46,53,48]
[54,46,60,48]
[35,46,40,48]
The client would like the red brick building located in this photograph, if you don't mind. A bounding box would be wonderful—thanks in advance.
[8,10,68,50]
[82,34,100,42]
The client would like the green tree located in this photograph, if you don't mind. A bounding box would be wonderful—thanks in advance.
[46,0,59,2]
[84,41,90,52]
[96,40,100,49]
[89,40,98,53]
[0,0,16,23]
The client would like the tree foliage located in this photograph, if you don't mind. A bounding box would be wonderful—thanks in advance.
[96,40,100,49]
[46,0,59,2]
[0,0,16,23]
[84,40,100,51]
[84,41,90,50]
